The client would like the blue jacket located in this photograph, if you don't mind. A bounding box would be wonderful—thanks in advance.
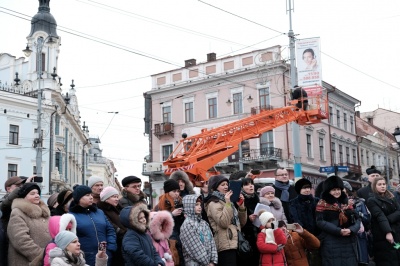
[69,204,116,266]
[120,205,165,266]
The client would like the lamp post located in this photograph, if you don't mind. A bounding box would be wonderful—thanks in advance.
[23,36,56,179]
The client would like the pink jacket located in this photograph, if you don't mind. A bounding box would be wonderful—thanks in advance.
[148,211,174,266]
[44,213,77,266]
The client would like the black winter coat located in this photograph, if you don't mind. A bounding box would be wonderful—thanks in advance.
[357,183,373,201]
[367,195,400,266]
[238,193,260,266]
[316,192,360,266]
[289,194,319,235]
[273,183,297,223]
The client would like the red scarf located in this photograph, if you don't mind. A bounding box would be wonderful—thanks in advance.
[316,199,353,226]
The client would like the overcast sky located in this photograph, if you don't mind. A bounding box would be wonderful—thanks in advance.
[1,0,399,182]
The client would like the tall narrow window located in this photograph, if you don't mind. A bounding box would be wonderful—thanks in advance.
[233,92,243,114]
[55,115,60,135]
[319,137,325,161]
[185,102,193,123]
[163,106,171,123]
[260,131,274,156]
[259,87,270,110]
[9,125,19,145]
[337,110,341,128]
[8,164,17,178]
[36,53,46,72]
[162,145,173,161]
[352,148,357,164]
[331,142,336,164]
[306,134,312,158]
[329,106,333,125]
[344,113,348,131]
[372,153,376,165]
[56,152,61,173]
[208,97,217,118]
[339,145,343,164]
[346,147,350,163]
[350,115,354,133]
[366,151,370,165]
[361,149,364,165]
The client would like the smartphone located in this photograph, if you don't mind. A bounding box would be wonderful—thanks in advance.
[33,176,43,183]
[98,241,107,251]
[286,224,296,230]
[229,180,242,203]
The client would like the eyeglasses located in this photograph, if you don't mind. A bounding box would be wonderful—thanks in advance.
[127,184,141,189]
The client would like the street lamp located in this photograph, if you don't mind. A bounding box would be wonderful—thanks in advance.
[393,126,400,144]
[23,36,56,179]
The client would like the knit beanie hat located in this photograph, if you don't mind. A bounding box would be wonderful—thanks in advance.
[55,231,78,250]
[100,186,119,202]
[57,189,73,206]
[88,176,103,188]
[18,183,41,198]
[294,178,312,194]
[343,181,352,192]
[122,176,142,187]
[259,211,275,227]
[164,179,180,193]
[72,185,92,204]
[47,192,59,208]
[207,175,229,192]
[260,185,275,197]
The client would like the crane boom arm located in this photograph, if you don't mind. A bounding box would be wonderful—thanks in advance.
[163,94,328,184]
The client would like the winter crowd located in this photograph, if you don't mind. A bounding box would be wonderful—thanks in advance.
[0,165,400,266]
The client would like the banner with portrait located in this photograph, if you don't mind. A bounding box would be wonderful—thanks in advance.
[296,37,322,88]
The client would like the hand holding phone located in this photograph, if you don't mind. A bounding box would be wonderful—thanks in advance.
[98,241,107,251]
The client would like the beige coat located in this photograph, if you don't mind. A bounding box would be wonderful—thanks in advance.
[8,198,51,266]
[206,199,247,252]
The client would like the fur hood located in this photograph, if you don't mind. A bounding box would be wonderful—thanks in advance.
[120,204,149,233]
[169,171,195,194]
[11,198,50,218]
[149,211,174,240]
[49,213,77,238]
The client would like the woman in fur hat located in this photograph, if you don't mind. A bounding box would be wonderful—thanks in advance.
[148,211,175,266]
[366,176,400,266]
[316,175,360,266]
[120,205,164,266]
[169,171,195,197]
[7,182,52,266]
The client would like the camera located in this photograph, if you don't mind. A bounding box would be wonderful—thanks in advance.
[33,176,43,183]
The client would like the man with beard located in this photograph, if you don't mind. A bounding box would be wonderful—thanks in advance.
[120,176,147,208]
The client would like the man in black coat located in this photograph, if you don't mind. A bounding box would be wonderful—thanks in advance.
[292,85,308,110]
[273,167,297,223]
[357,165,381,201]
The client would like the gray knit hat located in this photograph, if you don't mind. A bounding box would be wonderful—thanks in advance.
[55,231,78,250]
[208,175,229,191]
[88,176,103,188]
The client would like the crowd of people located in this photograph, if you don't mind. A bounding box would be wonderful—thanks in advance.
[0,165,399,266]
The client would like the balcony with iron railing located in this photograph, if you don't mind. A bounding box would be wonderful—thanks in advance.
[154,122,174,138]
[338,161,362,175]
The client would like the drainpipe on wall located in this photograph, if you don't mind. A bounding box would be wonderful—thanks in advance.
[48,106,58,194]
[82,139,89,185]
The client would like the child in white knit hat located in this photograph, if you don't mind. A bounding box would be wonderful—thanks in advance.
[257,211,287,265]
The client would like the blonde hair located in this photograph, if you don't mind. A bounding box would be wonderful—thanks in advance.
[371,176,394,199]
